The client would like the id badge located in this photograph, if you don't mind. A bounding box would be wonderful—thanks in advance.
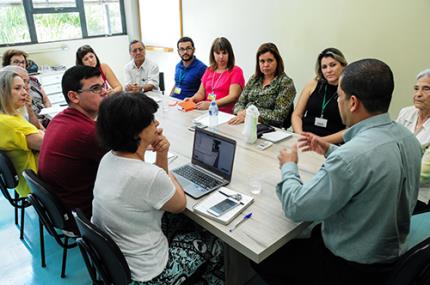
[315,117,328,128]
[174,87,182,94]
[208,92,216,101]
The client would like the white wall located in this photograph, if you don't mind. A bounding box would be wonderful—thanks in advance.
[0,35,131,84]
[179,0,430,117]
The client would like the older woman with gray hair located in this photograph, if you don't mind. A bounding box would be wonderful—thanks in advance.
[397,68,430,213]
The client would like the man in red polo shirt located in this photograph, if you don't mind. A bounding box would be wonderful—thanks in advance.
[38,65,108,218]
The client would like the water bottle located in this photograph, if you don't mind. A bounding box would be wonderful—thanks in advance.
[208,99,219,130]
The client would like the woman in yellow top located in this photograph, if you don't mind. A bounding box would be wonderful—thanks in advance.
[0,70,44,196]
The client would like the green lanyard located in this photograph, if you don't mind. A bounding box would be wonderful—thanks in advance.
[321,85,337,118]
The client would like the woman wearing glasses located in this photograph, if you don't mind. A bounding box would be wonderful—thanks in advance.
[76,45,123,95]
[2,49,52,127]
[291,48,347,144]
[0,70,44,197]
[93,93,224,284]
[397,68,430,213]
[186,37,245,113]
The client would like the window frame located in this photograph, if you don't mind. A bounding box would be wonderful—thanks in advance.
[0,0,127,47]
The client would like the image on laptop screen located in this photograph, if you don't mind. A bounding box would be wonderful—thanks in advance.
[192,128,236,180]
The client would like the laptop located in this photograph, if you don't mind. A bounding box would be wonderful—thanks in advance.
[172,127,236,199]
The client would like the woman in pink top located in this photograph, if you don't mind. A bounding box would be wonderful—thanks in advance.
[187,37,245,113]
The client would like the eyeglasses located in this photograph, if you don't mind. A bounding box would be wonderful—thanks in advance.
[131,47,144,53]
[77,84,106,94]
[178,47,194,53]
[12,60,26,65]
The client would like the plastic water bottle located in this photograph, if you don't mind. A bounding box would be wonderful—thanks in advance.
[208,99,219,130]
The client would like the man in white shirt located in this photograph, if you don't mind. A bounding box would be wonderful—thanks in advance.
[124,40,159,93]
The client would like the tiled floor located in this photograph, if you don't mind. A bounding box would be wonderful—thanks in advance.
[0,195,267,285]
[0,196,90,285]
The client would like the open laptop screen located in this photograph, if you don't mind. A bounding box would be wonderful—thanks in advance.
[192,128,236,181]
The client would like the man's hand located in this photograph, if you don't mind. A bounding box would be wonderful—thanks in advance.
[278,144,298,168]
[125,83,141,93]
[297,132,330,155]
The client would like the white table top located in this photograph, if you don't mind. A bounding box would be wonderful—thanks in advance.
[155,95,325,263]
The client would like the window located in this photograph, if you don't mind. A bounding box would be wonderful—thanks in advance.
[0,0,126,46]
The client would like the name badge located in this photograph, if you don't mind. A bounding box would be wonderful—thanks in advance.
[315,117,328,128]
[174,87,182,94]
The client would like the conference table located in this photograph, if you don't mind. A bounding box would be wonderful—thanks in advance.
[148,92,325,283]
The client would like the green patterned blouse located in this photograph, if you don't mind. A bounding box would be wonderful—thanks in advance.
[233,73,296,127]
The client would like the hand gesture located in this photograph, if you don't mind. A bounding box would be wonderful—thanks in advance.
[196,101,210,110]
[278,144,298,167]
[297,132,330,155]
[228,110,245,125]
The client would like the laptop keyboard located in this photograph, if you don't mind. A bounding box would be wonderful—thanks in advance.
[174,165,223,190]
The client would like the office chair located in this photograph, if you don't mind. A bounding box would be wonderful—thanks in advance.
[74,209,132,285]
[159,72,165,95]
[385,236,430,285]
[0,150,31,239]
[23,169,78,278]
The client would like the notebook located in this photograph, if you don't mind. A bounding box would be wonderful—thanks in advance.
[261,130,293,143]
[172,128,237,199]
[193,187,254,225]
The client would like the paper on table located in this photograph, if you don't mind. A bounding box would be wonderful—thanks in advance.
[193,111,235,127]
[261,130,293,143]
[193,187,254,225]
[39,105,67,115]
[145,151,176,164]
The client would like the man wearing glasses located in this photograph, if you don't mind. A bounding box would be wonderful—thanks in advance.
[124,40,159,93]
[170,37,207,100]
[38,66,108,219]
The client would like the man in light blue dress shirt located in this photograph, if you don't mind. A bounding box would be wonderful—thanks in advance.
[254,59,422,285]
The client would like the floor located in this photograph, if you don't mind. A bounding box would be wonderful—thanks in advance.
[0,196,267,285]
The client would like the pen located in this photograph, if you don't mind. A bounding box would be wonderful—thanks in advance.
[229,213,252,232]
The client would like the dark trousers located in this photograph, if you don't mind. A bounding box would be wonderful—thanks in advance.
[252,225,395,285]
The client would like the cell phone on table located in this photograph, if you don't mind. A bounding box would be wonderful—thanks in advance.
[207,198,240,217]
[188,122,207,132]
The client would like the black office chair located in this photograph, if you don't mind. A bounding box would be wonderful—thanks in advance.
[385,236,430,285]
[23,169,78,278]
[0,150,31,239]
[74,208,132,285]
[159,72,165,95]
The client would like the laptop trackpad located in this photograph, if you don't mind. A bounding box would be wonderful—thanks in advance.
[174,174,207,199]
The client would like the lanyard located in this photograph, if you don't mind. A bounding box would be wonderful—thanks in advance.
[211,71,224,95]
[321,85,337,118]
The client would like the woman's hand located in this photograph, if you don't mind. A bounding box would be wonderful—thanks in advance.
[196,101,210,110]
[228,110,246,125]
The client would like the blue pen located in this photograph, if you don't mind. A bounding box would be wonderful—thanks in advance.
[229,213,252,232]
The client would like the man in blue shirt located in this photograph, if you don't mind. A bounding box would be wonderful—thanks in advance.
[254,59,422,285]
[170,37,207,100]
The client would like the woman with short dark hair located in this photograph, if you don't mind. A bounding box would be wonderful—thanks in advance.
[93,92,224,284]
[76,45,122,95]
[229,43,296,127]
[186,37,245,113]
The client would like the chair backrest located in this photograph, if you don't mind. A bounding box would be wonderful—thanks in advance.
[0,151,19,202]
[23,169,77,234]
[159,72,165,94]
[386,236,430,285]
[74,209,131,285]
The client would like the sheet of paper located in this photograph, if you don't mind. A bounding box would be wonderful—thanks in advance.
[193,111,235,127]
[261,130,293,143]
